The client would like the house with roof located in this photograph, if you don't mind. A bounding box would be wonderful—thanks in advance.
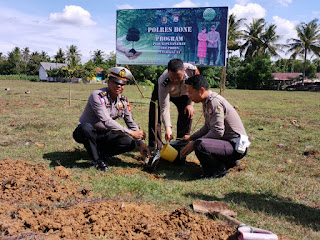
[272,72,302,90]
[37,62,68,81]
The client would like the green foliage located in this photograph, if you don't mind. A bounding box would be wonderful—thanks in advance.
[226,56,244,88]
[199,67,221,88]
[237,54,273,89]
[0,74,39,81]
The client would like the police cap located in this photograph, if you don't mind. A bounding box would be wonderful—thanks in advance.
[108,67,133,85]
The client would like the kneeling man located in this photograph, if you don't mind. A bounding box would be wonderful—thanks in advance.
[181,75,250,178]
[73,67,150,171]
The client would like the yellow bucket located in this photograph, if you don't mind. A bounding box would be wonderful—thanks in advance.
[159,142,178,162]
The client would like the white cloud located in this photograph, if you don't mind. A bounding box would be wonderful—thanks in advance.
[277,0,292,7]
[117,4,134,9]
[272,16,297,41]
[0,6,114,63]
[172,0,199,8]
[49,5,96,27]
[271,16,298,58]
[230,3,266,23]
[235,0,250,5]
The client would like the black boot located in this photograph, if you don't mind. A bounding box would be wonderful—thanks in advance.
[200,165,227,179]
[90,160,108,171]
[96,160,109,171]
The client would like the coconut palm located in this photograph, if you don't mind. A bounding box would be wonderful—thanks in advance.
[40,51,50,61]
[22,47,30,63]
[66,45,81,69]
[260,23,283,57]
[240,18,266,58]
[286,18,320,79]
[92,49,105,65]
[227,13,245,59]
[54,48,66,63]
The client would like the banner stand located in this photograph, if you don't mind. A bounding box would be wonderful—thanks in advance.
[220,66,226,96]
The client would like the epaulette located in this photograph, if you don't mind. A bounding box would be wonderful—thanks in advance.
[98,91,107,98]
[162,78,170,87]
[120,95,128,102]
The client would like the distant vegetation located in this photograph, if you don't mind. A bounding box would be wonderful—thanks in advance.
[0,16,319,89]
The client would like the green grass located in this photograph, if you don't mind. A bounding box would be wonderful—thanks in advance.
[0,80,319,239]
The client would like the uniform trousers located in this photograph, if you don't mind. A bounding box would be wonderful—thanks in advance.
[148,82,192,148]
[194,138,246,172]
[207,47,218,65]
[73,123,136,161]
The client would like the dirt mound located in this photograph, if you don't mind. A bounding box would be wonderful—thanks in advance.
[0,159,237,240]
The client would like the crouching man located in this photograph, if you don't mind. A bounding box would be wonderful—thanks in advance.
[181,75,250,179]
[73,67,150,171]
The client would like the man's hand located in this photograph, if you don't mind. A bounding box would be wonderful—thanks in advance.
[139,142,150,157]
[181,134,190,141]
[184,105,195,119]
[130,130,146,140]
[165,126,173,142]
[180,141,194,158]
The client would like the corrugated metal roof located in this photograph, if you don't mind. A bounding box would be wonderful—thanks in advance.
[39,62,68,70]
[272,73,302,81]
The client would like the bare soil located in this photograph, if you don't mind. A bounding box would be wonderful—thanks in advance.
[0,159,237,240]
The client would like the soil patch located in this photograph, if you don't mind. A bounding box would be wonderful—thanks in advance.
[0,159,237,239]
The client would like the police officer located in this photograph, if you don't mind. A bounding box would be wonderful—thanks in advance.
[73,67,150,171]
[148,59,199,153]
[181,75,250,178]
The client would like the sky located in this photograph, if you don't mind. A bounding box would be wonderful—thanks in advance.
[0,0,319,62]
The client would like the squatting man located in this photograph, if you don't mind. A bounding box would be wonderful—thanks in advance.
[73,67,150,171]
[180,75,250,179]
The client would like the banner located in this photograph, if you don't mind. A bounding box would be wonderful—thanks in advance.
[116,7,228,66]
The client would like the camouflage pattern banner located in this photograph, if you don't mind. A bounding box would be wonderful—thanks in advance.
[116,7,228,66]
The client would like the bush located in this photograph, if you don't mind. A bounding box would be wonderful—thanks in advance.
[0,74,39,81]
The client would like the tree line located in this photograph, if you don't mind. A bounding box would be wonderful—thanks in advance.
[0,15,319,89]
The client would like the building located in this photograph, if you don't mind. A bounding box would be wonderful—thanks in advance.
[37,62,68,81]
[272,73,302,90]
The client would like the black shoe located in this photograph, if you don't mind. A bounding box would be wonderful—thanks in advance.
[200,168,227,179]
[95,160,109,171]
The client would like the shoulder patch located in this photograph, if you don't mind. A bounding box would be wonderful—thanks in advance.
[162,78,169,87]
[98,91,107,98]
[99,96,105,105]
[120,95,128,102]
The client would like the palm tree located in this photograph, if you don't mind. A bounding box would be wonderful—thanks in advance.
[240,18,266,58]
[286,18,320,80]
[22,47,30,63]
[227,13,245,59]
[54,48,66,63]
[40,51,50,61]
[260,23,283,58]
[92,49,105,65]
[66,45,81,69]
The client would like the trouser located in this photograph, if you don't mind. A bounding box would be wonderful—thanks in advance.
[194,138,246,172]
[207,47,218,65]
[73,123,136,161]
[148,83,192,148]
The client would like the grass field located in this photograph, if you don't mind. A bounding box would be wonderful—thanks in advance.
[1,79,319,239]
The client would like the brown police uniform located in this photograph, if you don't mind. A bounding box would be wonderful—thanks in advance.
[148,63,199,148]
[190,90,248,176]
[73,87,141,162]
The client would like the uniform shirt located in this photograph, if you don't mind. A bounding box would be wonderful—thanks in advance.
[158,63,199,128]
[190,91,247,141]
[79,87,139,136]
[207,31,220,48]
